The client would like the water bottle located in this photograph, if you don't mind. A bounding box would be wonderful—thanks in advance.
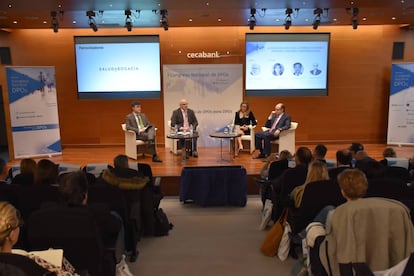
[190,124,193,135]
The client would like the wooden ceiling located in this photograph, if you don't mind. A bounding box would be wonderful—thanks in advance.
[1,0,414,30]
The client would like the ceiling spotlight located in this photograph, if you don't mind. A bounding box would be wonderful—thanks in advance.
[248,8,256,30]
[312,8,322,30]
[125,10,132,32]
[284,8,293,30]
[160,10,168,31]
[50,11,58,33]
[86,10,98,32]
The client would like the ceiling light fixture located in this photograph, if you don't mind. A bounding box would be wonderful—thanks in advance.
[125,10,132,32]
[86,10,98,32]
[312,8,323,30]
[351,7,359,29]
[248,8,256,30]
[51,11,59,33]
[160,10,169,31]
[284,8,293,30]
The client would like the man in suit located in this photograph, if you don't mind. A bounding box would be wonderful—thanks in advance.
[125,101,162,163]
[254,103,291,159]
[170,98,199,158]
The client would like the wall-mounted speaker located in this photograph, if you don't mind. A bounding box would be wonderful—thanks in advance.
[0,47,11,64]
[392,42,404,60]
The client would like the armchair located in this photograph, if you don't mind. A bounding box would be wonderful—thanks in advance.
[239,121,257,154]
[121,123,157,160]
[261,122,298,154]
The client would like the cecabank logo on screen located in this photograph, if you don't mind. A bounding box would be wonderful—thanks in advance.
[186,51,220,59]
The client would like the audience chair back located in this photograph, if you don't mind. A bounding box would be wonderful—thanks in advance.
[27,206,108,276]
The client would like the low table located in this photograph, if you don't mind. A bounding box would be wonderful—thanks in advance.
[209,132,241,161]
[167,132,199,162]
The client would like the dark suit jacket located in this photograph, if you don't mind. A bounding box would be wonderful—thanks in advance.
[170,108,198,130]
[264,113,291,135]
[125,112,155,140]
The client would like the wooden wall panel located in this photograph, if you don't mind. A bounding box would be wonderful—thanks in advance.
[1,25,414,158]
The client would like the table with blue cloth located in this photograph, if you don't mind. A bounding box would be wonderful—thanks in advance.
[179,166,247,207]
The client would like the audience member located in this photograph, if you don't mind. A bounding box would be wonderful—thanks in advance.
[234,101,257,153]
[348,142,364,167]
[0,201,75,275]
[58,171,122,252]
[12,158,37,186]
[33,159,59,186]
[271,147,312,220]
[125,101,162,163]
[312,144,327,164]
[354,151,385,179]
[260,150,292,180]
[312,169,414,275]
[170,99,199,158]
[328,149,353,181]
[254,103,291,159]
[0,158,7,185]
[100,154,155,238]
[380,147,397,166]
[291,161,329,208]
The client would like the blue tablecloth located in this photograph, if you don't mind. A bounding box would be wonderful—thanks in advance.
[179,166,247,207]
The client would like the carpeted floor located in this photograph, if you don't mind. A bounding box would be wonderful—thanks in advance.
[128,196,297,276]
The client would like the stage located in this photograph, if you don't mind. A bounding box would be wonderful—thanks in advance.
[5,143,414,196]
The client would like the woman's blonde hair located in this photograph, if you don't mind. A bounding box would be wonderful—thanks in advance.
[0,202,20,250]
[305,161,329,184]
[239,101,251,116]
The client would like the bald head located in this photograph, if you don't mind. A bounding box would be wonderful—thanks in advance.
[180,99,188,110]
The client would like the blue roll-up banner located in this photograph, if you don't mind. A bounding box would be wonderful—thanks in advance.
[6,66,62,158]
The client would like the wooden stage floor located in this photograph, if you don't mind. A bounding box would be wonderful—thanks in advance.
[7,143,414,177]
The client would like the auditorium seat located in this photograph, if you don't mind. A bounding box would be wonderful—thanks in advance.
[262,122,298,154]
[121,123,157,160]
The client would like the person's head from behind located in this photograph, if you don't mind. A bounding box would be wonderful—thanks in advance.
[313,144,327,159]
[0,158,6,180]
[20,158,37,174]
[305,161,329,184]
[295,147,313,166]
[114,154,129,169]
[179,99,189,111]
[382,147,396,158]
[337,169,368,201]
[131,100,142,114]
[0,202,22,252]
[349,142,364,157]
[34,159,58,186]
[58,171,88,206]
[336,149,353,166]
[279,150,293,160]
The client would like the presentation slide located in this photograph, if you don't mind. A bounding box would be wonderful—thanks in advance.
[74,36,161,99]
[245,33,330,97]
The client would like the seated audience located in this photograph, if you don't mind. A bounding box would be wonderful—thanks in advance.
[0,201,75,275]
[328,149,353,181]
[312,144,327,164]
[34,159,59,186]
[354,151,386,179]
[309,169,414,275]
[348,142,364,167]
[380,147,397,166]
[12,158,37,186]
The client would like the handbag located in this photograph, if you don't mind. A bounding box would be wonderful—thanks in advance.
[260,208,288,257]
[277,221,291,261]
